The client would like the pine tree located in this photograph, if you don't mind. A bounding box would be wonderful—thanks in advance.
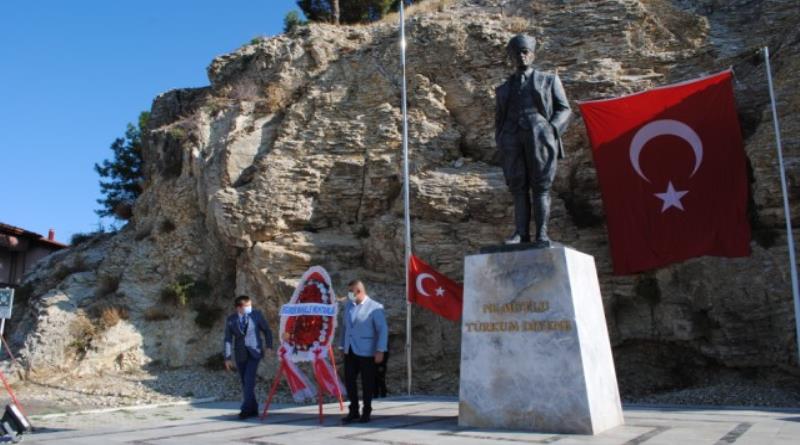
[297,0,396,24]
[94,112,149,219]
[284,10,308,32]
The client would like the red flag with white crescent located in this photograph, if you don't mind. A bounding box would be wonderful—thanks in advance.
[408,255,463,321]
[579,70,751,274]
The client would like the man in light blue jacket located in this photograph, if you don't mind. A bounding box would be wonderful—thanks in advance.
[340,280,388,424]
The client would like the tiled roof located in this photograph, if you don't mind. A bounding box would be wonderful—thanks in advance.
[0,222,67,248]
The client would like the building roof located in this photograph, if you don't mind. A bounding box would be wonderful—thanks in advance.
[0,222,68,249]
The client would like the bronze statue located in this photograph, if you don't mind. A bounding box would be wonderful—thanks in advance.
[495,34,572,246]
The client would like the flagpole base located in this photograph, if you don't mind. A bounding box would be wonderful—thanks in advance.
[458,246,623,435]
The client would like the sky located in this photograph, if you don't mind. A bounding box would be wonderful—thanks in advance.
[0,0,301,244]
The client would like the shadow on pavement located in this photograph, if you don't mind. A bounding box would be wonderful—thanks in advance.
[779,416,800,423]
[30,427,73,434]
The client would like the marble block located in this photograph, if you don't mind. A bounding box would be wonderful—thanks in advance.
[458,246,623,435]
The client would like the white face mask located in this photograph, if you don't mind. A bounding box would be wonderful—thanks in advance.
[347,291,356,301]
[243,305,253,315]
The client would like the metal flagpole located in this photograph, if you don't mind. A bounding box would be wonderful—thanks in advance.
[399,0,413,396]
[763,46,800,361]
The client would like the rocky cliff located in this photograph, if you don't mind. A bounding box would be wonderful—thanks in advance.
[9,0,800,398]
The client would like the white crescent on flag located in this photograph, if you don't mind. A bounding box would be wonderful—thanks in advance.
[629,119,703,183]
[415,273,436,297]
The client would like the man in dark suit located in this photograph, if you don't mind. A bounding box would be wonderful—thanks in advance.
[224,295,273,419]
[495,34,572,246]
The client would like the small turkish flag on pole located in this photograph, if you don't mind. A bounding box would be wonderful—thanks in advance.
[407,255,463,321]
[579,70,751,274]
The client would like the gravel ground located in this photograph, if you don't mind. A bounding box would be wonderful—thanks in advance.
[9,367,800,416]
[626,380,800,408]
[619,369,800,408]
[11,367,302,416]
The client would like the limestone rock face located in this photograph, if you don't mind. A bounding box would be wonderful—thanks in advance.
[9,0,800,394]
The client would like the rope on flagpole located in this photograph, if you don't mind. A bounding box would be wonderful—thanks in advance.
[399,0,413,396]
[763,46,800,363]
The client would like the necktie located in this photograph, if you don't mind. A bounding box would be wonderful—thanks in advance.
[239,315,247,333]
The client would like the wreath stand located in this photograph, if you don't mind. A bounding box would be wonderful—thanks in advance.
[261,344,345,424]
[262,266,345,424]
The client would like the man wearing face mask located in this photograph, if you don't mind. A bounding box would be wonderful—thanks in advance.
[339,280,388,424]
[224,295,273,419]
[495,34,572,246]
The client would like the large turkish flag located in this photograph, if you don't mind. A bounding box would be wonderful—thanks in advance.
[579,70,751,274]
[408,255,463,321]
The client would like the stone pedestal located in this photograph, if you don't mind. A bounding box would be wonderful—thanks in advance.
[458,246,623,435]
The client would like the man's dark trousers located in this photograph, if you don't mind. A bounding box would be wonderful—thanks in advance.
[344,350,377,414]
[499,124,557,241]
[237,354,260,414]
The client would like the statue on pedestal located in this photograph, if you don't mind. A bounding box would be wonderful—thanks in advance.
[495,34,572,247]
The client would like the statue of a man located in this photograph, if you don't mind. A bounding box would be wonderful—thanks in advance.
[495,34,572,246]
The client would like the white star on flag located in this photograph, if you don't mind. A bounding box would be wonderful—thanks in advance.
[435,287,445,297]
[654,181,688,212]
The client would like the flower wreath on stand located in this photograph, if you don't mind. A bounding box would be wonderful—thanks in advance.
[261,266,345,422]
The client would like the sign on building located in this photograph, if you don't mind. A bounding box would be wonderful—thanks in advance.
[0,288,14,319]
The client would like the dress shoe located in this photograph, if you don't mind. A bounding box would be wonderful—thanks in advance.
[358,409,372,423]
[532,237,551,248]
[341,411,360,424]
[238,410,258,420]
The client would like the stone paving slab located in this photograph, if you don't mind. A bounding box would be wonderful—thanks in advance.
[18,396,800,444]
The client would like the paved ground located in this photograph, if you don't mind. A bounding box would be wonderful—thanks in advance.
[18,396,800,444]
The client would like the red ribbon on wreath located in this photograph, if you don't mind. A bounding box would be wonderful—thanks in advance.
[278,346,315,402]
